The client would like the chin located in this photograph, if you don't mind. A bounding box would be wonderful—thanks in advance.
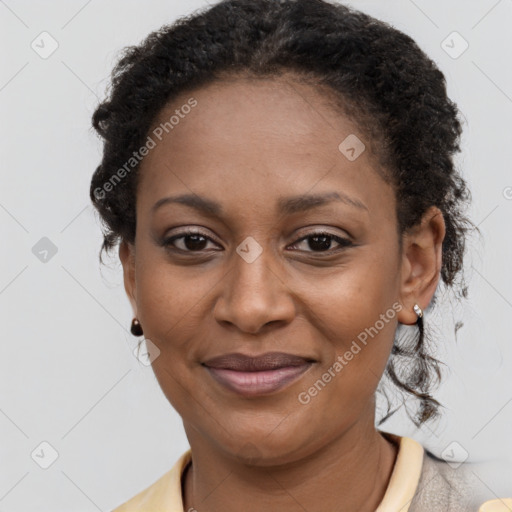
[214,426,317,468]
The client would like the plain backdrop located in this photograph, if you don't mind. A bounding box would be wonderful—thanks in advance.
[1,0,511,510]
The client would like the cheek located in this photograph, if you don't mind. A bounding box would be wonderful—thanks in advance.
[296,297,398,434]
[134,256,220,347]
[304,251,399,346]
[133,258,221,413]
[297,253,400,402]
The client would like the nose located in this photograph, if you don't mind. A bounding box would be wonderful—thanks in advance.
[213,248,296,334]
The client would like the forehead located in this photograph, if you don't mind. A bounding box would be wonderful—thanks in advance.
[137,75,395,223]
[148,75,360,158]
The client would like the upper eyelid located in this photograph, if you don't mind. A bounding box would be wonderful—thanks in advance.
[165,224,351,239]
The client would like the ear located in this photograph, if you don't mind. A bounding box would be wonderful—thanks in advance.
[396,206,446,325]
[119,240,137,315]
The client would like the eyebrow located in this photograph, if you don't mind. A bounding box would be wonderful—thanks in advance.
[151,191,368,217]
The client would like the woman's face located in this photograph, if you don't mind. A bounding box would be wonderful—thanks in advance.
[120,75,438,464]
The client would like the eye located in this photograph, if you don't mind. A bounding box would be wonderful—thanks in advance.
[162,229,353,254]
[162,229,221,253]
[287,231,353,253]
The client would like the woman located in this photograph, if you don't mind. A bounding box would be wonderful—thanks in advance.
[90,0,511,510]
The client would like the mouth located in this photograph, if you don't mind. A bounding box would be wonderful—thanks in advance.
[202,352,315,397]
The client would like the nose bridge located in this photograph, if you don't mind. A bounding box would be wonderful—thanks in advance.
[231,240,279,305]
[214,238,294,332]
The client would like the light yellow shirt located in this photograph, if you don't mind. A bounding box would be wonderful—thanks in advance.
[111,433,511,511]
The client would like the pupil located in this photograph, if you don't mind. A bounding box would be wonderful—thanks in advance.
[309,235,331,251]
[185,234,207,251]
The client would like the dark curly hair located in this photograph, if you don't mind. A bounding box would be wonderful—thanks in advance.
[89,0,478,427]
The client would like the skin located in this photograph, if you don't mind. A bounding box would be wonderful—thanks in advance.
[119,74,446,512]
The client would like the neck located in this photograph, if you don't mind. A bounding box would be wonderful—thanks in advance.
[182,417,398,512]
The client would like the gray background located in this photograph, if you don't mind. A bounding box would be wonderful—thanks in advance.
[1,0,511,510]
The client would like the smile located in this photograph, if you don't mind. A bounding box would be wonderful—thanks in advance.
[202,352,315,397]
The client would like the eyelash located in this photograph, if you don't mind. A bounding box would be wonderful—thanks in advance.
[162,229,353,255]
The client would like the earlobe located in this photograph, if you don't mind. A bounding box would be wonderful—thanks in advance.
[397,206,445,325]
[119,240,137,314]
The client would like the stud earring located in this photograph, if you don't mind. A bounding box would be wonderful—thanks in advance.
[130,317,144,336]
[413,303,423,318]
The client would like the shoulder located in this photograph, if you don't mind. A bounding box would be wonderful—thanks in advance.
[111,468,174,511]
[409,448,512,512]
[110,449,191,511]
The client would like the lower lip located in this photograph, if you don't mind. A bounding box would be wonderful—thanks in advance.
[205,364,313,396]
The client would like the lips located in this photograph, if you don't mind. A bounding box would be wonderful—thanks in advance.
[202,352,314,396]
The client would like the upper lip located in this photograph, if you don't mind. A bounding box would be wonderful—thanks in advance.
[203,352,314,371]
